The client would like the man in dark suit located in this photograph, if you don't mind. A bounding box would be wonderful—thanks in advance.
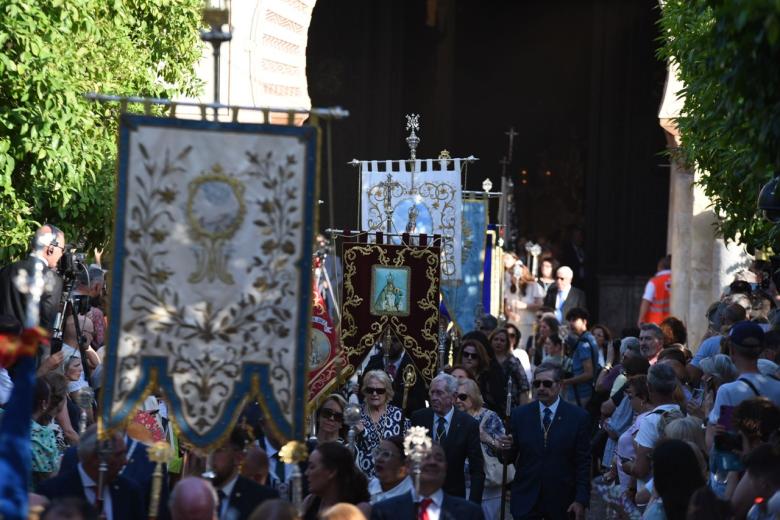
[212,428,278,520]
[543,266,587,323]
[411,373,484,503]
[371,443,484,520]
[361,335,427,417]
[59,432,171,519]
[497,363,590,520]
[37,426,146,520]
[0,224,65,331]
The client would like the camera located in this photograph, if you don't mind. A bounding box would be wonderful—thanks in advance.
[56,246,86,282]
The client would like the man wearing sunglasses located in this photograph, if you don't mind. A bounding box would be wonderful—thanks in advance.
[542,266,587,323]
[0,224,66,331]
[496,363,590,520]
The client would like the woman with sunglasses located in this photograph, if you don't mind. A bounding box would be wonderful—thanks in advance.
[315,394,348,445]
[367,435,412,504]
[454,378,506,520]
[457,337,505,412]
[355,370,410,478]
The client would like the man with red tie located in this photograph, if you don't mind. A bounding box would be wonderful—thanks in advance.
[370,443,484,520]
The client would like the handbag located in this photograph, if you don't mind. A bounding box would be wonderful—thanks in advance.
[480,414,515,487]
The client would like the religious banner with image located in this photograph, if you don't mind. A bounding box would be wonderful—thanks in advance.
[102,114,318,448]
[359,158,463,280]
[340,240,441,384]
[441,198,488,333]
[308,256,343,409]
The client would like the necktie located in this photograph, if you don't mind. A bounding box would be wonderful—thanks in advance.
[543,407,552,429]
[386,362,397,379]
[275,454,286,483]
[217,489,226,519]
[436,416,446,442]
[418,497,433,520]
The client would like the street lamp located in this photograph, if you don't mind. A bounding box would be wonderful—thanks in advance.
[758,173,780,223]
[201,2,232,110]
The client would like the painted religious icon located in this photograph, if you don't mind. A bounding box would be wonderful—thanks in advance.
[370,265,411,316]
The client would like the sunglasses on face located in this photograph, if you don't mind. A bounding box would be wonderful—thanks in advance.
[365,387,386,395]
[456,393,470,401]
[371,448,399,460]
[320,408,344,422]
[462,351,478,360]
[532,380,555,389]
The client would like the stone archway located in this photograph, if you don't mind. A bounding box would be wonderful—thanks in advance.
[191,0,316,124]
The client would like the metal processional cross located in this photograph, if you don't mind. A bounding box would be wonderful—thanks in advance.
[377,173,402,233]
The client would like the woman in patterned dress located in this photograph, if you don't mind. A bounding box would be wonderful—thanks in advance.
[354,370,410,478]
[31,378,59,484]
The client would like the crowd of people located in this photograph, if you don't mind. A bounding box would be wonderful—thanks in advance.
[2,225,780,520]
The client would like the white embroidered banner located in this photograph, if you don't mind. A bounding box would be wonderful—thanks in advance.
[102,114,317,447]
[360,159,462,280]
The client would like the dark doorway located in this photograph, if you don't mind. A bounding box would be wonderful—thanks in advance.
[307,0,669,328]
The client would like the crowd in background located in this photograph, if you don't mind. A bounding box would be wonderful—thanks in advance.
[2,226,780,520]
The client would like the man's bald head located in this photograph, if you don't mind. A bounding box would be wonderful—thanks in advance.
[169,477,218,520]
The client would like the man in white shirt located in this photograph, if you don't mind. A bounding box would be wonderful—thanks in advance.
[370,443,484,520]
[629,363,682,481]
[706,321,780,451]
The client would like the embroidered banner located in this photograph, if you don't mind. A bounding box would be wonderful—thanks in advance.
[360,159,462,280]
[340,241,440,383]
[441,198,488,334]
[308,257,343,409]
[102,114,318,447]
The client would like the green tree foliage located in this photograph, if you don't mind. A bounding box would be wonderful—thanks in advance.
[0,0,203,262]
[659,0,780,249]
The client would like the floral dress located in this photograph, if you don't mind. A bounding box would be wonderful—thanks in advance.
[355,404,410,477]
[31,421,59,482]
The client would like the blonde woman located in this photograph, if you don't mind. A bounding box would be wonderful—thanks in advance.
[455,378,506,520]
[355,370,410,477]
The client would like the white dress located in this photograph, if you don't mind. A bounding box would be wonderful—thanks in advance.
[505,283,544,345]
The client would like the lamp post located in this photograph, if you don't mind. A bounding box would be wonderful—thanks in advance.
[201,2,232,116]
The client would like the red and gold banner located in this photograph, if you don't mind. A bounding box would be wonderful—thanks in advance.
[340,240,441,384]
[307,258,343,408]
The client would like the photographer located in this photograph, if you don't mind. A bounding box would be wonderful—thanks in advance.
[0,224,65,331]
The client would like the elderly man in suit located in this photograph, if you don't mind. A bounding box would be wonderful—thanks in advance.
[542,266,587,323]
[497,363,590,520]
[371,443,484,520]
[411,373,485,503]
[37,426,146,520]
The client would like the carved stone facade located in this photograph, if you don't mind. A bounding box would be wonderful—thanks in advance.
[186,0,316,124]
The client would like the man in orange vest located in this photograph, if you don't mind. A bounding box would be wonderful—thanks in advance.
[637,255,671,326]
